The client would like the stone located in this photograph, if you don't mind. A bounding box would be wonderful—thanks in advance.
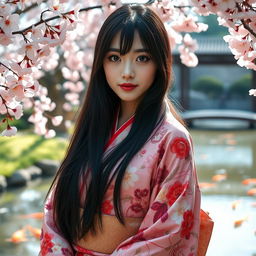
[35,159,60,176]
[0,175,7,193]
[26,165,42,179]
[7,169,31,187]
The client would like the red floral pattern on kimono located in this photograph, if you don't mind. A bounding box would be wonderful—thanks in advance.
[40,101,201,255]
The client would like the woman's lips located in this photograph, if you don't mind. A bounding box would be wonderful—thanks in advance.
[119,83,138,91]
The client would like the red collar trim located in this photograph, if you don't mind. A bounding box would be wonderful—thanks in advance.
[105,112,135,150]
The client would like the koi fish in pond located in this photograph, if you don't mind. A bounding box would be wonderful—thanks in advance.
[233,216,248,228]
[247,188,256,196]
[19,212,44,219]
[5,225,42,243]
[5,228,28,243]
[211,174,227,182]
[198,182,216,189]
[242,178,256,185]
[26,225,41,239]
[231,200,241,210]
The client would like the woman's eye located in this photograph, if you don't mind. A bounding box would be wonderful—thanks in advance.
[137,55,150,62]
[108,55,120,62]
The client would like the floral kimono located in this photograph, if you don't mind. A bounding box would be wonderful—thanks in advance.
[40,102,201,256]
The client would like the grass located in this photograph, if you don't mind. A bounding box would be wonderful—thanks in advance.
[0,133,68,177]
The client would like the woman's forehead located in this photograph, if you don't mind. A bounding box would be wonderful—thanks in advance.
[109,30,145,50]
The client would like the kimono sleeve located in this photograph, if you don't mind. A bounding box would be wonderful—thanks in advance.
[112,131,201,256]
[39,191,74,256]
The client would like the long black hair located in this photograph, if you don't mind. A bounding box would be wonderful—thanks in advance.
[48,4,183,246]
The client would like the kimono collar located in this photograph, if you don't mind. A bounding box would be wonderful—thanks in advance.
[104,107,135,151]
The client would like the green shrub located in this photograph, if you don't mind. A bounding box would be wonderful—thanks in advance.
[228,74,252,98]
[191,76,224,99]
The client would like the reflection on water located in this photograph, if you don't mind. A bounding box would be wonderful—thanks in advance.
[202,195,256,256]
[0,130,256,256]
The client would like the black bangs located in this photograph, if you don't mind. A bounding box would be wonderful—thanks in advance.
[119,22,135,55]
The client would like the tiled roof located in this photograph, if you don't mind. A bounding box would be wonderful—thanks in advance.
[173,36,231,55]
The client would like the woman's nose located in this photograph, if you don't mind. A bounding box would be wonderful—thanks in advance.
[122,61,135,80]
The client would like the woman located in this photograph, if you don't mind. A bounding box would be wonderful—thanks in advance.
[40,4,201,256]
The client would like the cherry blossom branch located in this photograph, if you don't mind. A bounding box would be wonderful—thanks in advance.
[0,84,8,89]
[12,0,158,35]
[173,5,191,8]
[0,95,11,126]
[243,2,256,12]
[12,5,103,35]
[236,2,256,39]
[0,62,19,77]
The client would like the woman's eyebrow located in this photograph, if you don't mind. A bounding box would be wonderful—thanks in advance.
[108,48,149,53]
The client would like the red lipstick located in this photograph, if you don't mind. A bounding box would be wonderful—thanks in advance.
[119,83,138,91]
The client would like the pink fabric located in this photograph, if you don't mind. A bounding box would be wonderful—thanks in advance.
[40,102,201,255]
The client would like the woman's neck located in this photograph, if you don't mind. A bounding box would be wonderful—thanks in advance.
[117,101,137,129]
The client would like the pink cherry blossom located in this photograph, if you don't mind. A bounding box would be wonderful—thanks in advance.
[183,33,198,52]
[65,92,79,102]
[8,104,23,119]
[64,4,82,28]
[179,45,198,67]
[0,4,12,17]
[229,25,249,38]
[0,87,12,104]
[0,101,7,115]
[249,89,256,96]
[48,0,66,14]
[61,67,79,82]
[41,48,59,71]
[166,25,182,48]
[22,98,33,109]
[81,69,92,83]
[65,120,72,128]
[9,84,25,101]
[34,116,48,135]
[0,29,13,45]
[0,14,19,36]
[223,35,251,57]
[63,81,84,93]
[9,62,32,76]
[51,115,63,126]
[217,16,236,29]
[63,102,72,111]
[18,41,40,62]
[83,50,94,67]
[28,112,43,123]
[1,126,17,136]
[30,26,44,40]
[45,129,56,138]
[172,16,208,33]
[215,0,237,12]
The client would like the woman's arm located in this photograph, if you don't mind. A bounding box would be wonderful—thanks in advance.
[40,191,74,256]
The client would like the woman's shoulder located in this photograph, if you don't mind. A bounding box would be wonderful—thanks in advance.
[161,110,191,141]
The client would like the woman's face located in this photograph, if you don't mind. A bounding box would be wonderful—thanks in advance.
[103,30,157,109]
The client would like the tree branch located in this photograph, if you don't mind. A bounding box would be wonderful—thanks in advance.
[236,2,256,39]
[12,5,103,35]
[243,2,256,12]
[0,62,19,77]
[12,0,160,35]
